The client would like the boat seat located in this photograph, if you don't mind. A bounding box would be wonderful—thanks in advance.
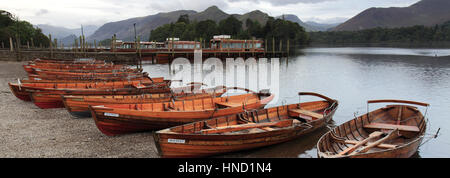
[215,102,242,108]
[260,127,275,131]
[363,123,420,132]
[289,108,323,120]
[343,140,397,149]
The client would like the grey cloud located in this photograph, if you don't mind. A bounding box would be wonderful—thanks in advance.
[146,0,229,12]
[35,9,49,16]
[228,0,338,6]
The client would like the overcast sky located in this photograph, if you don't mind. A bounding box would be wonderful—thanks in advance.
[2,0,421,29]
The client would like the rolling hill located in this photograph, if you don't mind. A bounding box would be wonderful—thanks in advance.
[334,0,450,31]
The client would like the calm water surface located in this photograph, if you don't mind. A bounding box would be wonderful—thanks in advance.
[143,47,450,158]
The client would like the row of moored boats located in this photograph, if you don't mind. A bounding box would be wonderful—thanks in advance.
[9,58,430,158]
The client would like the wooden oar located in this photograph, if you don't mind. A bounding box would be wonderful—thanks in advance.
[337,131,383,156]
[341,140,397,149]
[201,120,293,134]
[351,128,400,155]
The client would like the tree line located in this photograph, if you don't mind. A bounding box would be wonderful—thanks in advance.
[309,21,450,45]
[0,10,49,48]
[149,14,310,48]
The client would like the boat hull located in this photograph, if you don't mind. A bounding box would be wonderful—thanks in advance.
[34,101,65,109]
[89,93,272,136]
[154,100,338,158]
[9,83,31,101]
[63,88,225,118]
[317,102,428,158]
[90,102,265,136]
[155,126,313,158]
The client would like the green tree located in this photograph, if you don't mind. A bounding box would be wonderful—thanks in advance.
[195,20,218,40]
[218,16,242,37]
[0,10,49,48]
[177,14,190,24]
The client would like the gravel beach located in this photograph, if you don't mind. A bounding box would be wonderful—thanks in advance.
[0,61,159,158]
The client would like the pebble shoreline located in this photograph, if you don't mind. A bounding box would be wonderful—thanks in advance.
[0,61,158,158]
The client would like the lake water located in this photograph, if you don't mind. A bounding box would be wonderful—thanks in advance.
[143,47,450,158]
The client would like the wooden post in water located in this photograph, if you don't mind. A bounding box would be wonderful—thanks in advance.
[252,37,255,55]
[74,38,78,53]
[171,37,174,58]
[1,41,4,49]
[287,39,290,56]
[112,34,116,55]
[136,36,141,69]
[82,35,86,57]
[167,38,170,52]
[286,39,289,67]
[110,36,114,52]
[194,38,197,50]
[94,40,97,53]
[272,37,275,54]
[49,34,53,58]
[264,39,267,55]
[54,39,58,51]
[279,39,282,54]
[79,36,83,53]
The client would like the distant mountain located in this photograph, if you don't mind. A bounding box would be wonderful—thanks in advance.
[305,21,340,31]
[88,6,270,42]
[334,0,450,31]
[36,24,99,45]
[189,6,229,22]
[59,34,77,47]
[234,10,270,29]
[276,14,339,32]
[36,24,98,39]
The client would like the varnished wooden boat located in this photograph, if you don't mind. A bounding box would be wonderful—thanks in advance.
[62,86,227,118]
[89,88,275,136]
[28,61,116,68]
[317,100,429,158]
[153,92,339,158]
[29,59,110,66]
[9,78,167,101]
[33,70,142,78]
[23,64,127,75]
[27,72,149,81]
[29,83,201,109]
[24,65,137,75]
[20,75,154,83]
[30,58,107,64]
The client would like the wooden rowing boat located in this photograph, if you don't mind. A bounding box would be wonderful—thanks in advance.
[27,72,149,81]
[62,86,227,118]
[24,65,138,75]
[28,61,115,68]
[23,64,127,75]
[153,92,339,158]
[317,100,429,158]
[89,87,275,136]
[30,58,107,64]
[29,82,201,109]
[20,75,154,83]
[29,59,111,66]
[33,70,142,78]
[8,78,167,101]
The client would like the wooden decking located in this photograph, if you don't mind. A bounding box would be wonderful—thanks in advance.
[289,108,323,120]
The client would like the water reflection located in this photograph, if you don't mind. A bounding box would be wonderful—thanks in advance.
[143,47,450,158]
